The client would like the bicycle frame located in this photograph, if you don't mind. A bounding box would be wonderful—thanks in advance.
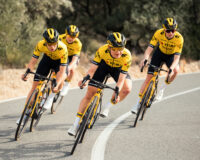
[80,88,102,128]
[140,62,168,107]
[29,81,49,117]
[79,74,113,129]
[22,71,53,118]
[143,71,159,106]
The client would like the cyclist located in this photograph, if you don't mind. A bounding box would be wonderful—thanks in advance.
[68,32,132,136]
[59,25,82,96]
[16,28,68,124]
[131,18,184,114]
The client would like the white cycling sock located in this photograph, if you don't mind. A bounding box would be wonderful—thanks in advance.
[160,83,167,90]
[48,92,56,99]
[103,102,114,110]
[74,116,81,127]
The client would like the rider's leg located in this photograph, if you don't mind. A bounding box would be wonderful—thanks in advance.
[131,74,153,114]
[60,67,75,96]
[43,58,65,110]
[16,81,39,125]
[101,78,132,117]
[68,86,98,136]
[156,53,179,101]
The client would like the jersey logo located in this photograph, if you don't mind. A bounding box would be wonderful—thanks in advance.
[58,47,63,50]
[105,49,110,53]
[95,51,100,58]
[121,54,127,57]
[152,36,157,41]
[160,31,165,35]
[175,35,180,38]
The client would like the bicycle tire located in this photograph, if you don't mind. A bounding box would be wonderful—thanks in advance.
[51,92,63,114]
[133,82,153,128]
[140,81,154,120]
[70,100,94,155]
[89,96,102,129]
[30,86,49,132]
[15,89,38,141]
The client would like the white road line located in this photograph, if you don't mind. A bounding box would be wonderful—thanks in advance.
[91,86,200,160]
[0,72,199,104]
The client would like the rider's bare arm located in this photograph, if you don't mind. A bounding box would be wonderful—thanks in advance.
[144,46,154,59]
[141,46,154,67]
[170,54,180,70]
[78,63,98,87]
[86,63,98,79]
[22,57,38,80]
[116,73,126,91]
[68,56,79,70]
[56,65,67,87]
[27,57,38,71]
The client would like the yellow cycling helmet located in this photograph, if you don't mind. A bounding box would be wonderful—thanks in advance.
[107,32,126,47]
[65,25,80,38]
[162,18,178,30]
[43,28,59,43]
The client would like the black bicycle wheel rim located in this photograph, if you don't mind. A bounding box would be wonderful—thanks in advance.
[141,81,154,120]
[51,93,63,114]
[70,115,88,155]
[80,97,98,142]
[133,81,153,127]
[15,89,38,140]
[30,86,49,131]
[70,101,94,155]
[90,96,102,129]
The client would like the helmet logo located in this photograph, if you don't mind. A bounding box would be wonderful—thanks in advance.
[47,28,54,40]
[167,18,174,27]
[113,32,122,43]
[70,25,76,33]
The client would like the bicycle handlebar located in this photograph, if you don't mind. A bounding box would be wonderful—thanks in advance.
[23,68,57,87]
[80,74,119,102]
[140,61,171,83]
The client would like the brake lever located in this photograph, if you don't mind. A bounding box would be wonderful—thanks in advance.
[141,59,148,72]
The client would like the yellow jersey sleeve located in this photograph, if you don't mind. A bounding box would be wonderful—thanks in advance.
[58,42,68,65]
[59,34,82,57]
[121,49,132,73]
[149,29,184,55]
[173,34,184,55]
[33,40,44,58]
[149,29,160,48]
[32,40,68,65]
[92,48,102,65]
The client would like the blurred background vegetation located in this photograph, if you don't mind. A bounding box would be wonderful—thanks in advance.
[0,0,200,68]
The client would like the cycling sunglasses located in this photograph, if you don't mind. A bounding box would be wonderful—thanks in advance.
[111,47,124,51]
[46,42,58,46]
[166,29,175,33]
[67,34,76,39]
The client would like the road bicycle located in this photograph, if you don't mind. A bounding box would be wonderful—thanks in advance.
[133,60,169,127]
[50,73,64,114]
[70,74,119,155]
[15,69,56,141]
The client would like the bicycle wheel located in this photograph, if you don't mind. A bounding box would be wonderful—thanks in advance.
[30,86,49,132]
[51,92,63,114]
[89,96,102,129]
[70,102,94,155]
[133,82,153,128]
[140,81,154,120]
[15,89,38,141]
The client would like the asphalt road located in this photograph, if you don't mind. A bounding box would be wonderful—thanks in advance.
[0,72,200,160]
